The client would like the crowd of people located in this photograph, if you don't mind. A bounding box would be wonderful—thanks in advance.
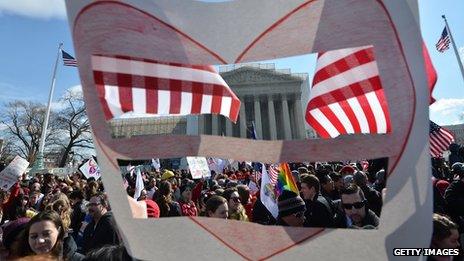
[0,142,463,260]
[123,159,387,230]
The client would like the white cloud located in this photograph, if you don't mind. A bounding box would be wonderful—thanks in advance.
[51,85,83,110]
[67,84,83,98]
[430,98,464,125]
[0,0,66,20]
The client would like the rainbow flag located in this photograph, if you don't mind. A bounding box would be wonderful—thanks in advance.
[275,163,299,196]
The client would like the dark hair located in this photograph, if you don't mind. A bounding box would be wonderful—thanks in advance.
[155,181,172,217]
[69,189,85,201]
[300,174,320,195]
[329,172,342,182]
[222,187,238,202]
[6,189,28,220]
[432,213,458,241]
[340,184,365,201]
[319,174,332,185]
[236,185,250,205]
[91,193,109,208]
[14,210,64,258]
[205,195,227,217]
[83,244,132,261]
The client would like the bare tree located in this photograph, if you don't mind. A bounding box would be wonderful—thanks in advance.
[0,101,56,163]
[54,90,93,167]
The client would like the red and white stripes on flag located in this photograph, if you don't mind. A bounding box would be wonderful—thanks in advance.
[268,164,279,185]
[305,45,392,138]
[91,55,241,122]
[430,121,455,158]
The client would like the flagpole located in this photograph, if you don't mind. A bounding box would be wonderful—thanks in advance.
[442,15,464,82]
[30,43,63,174]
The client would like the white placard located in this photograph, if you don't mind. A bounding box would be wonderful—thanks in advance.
[50,167,77,177]
[0,156,29,191]
[186,157,210,179]
[79,157,101,180]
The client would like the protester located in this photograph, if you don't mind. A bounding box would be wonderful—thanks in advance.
[276,190,306,227]
[335,184,379,229]
[300,174,335,228]
[14,210,84,260]
[353,171,383,217]
[178,179,198,217]
[222,188,248,221]
[205,195,228,219]
[430,213,460,261]
[82,193,120,255]
[155,181,181,217]
[0,217,30,259]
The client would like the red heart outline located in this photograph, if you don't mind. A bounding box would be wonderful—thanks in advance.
[73,1,417,259]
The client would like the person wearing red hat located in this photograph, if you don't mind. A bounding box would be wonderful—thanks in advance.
[144,199,160,218]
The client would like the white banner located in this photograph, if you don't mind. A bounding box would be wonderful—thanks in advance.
[186,157,210,179]
[50,167,77,177]
[79,157,101,180]
[0,156,29,191]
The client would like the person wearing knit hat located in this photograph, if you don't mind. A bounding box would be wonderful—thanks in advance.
[1,217,30,258]
[276,190,306,227]
[144,199,160,218]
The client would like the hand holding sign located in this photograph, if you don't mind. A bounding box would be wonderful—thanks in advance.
[0,156,29,191]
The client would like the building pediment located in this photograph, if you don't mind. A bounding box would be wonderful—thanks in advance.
[220,66,305,86]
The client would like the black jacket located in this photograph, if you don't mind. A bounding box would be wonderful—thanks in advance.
[303,195,335,228]
[252,198,276,225]
[70,201,86,238]
[444,180,464,218]
[334,209,379,228]
[63,235,85,261]
[360,185,383,217]
[82,211,120,255]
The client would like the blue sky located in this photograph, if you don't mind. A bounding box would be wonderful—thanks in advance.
[0,0,463,128]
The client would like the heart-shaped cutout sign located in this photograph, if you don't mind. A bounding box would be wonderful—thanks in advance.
[65,0,432,259]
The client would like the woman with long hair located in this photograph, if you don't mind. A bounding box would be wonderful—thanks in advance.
[155,181,181,217]
[47,194,84,261]
[222,188,248,221]
[178,179,198,217]
[13,210,84,261]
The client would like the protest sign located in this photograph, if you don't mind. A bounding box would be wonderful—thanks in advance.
[50,167,77,177]
[0,156,29,191]
[79,157,101,180]
[66,0,430,259]
[186,157,210,179]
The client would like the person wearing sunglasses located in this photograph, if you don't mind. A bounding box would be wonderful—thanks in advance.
[335,184,379,229]
[223,188,248,221]
[276,190,306,227]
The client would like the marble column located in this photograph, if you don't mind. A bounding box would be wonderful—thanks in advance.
[212,115,219,135]
[294,98,306,139]
[226,117,233,137]
[267,96,277,140]
[282,97,292,140]
[253,98,263,139]
[198,115,204,135]
[239,101,247,138]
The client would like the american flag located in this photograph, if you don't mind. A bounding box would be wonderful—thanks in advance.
[91,55,241,122]
[429,121,454,158]
[305,45,392,138]
[435,27,451,53]
[62,50,78,67]
[268,164,279,185]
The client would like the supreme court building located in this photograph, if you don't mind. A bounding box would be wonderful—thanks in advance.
[110,63,314,140]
